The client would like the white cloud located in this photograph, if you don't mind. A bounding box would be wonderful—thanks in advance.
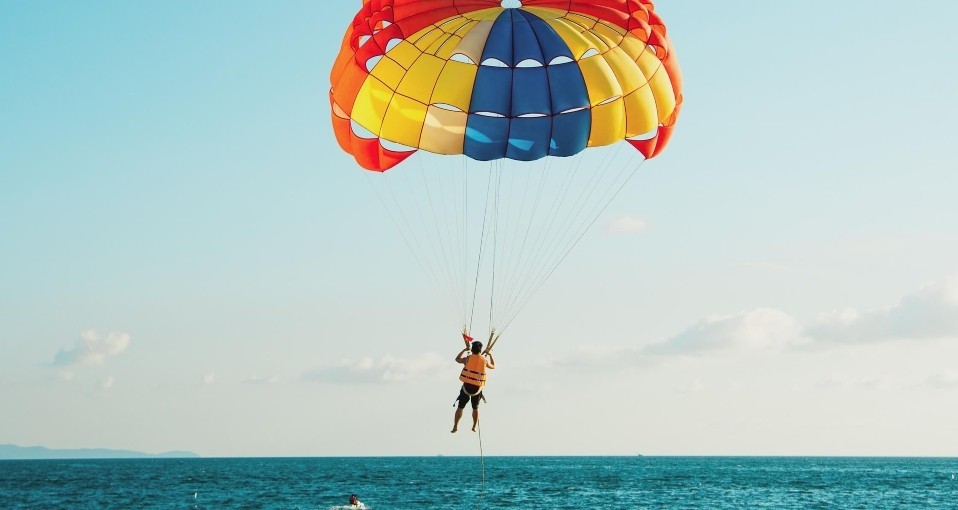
[814,372,892,390]
[807,275,958,344]
[303,352,447,384]
[534,344,647,372]
[203,373,216,385]
[100,376,115,391]
[645,308,806,355]
[243,375,280,385]
[52,330,130,367]
[644,274,958,356]
[604,215,649,234]
[928,371,958,389]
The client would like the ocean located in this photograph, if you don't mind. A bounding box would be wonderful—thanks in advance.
[1,456,956,509]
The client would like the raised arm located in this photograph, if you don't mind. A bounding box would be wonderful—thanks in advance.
[485,352,495,369]
[455,347,470,364]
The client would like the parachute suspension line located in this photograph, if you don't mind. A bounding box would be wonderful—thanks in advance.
[495,145,628,331]
[442,154,468,326]
[499,148,631,331]
[494,159,521,329]
[507,143,624,316]
[488,160,504,334]
[468,165,495,334]
[365,172,452,312]
[500,152,647,332]
[462,157,469,327]
[494,157,553,329]
[497,157,531,332]
[417,155,464,323]
[495,158,536,325]
[394,156,457,316]
[492,151,587,327]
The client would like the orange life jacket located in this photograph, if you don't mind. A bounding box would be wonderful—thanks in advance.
[459,354,487,387]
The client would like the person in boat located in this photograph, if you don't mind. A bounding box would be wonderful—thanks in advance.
[348,494,363,507]
[452,339,495,433]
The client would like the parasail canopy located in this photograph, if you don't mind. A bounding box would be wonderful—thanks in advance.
[330,0,682,171]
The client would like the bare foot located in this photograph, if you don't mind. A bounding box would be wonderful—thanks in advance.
[451,428,457,433]
[471,426,477,432]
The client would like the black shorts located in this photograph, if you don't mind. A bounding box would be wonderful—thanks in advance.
[456,384,484,409]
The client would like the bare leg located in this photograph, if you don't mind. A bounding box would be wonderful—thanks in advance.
[451,408,463,433]
[471,408,479,432]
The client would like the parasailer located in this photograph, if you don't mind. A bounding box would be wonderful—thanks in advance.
[452,339,496,433]
[329,0,682,423]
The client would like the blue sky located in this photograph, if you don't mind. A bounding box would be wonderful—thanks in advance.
[2,1,958,457]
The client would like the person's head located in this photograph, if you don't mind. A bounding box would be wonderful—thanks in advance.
[471,341,483,354]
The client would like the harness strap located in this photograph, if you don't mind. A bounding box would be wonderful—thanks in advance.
[456,384,486,402]
[453,384,488,405]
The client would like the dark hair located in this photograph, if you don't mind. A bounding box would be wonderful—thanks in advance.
[471,341,483,354]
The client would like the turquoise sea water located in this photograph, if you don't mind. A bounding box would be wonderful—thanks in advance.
[2,456,957,509]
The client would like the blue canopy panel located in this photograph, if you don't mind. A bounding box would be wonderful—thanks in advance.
[481,11,516,67]
[465,115,510,161]
[517,9,574,63]
[470,66,512,116]
[463,8,592,162]
[550,109,591,157]
[511,10,545,66]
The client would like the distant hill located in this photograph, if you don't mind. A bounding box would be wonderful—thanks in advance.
[0,444,200,460]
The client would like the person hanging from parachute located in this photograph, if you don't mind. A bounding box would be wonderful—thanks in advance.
[452,330,495,433]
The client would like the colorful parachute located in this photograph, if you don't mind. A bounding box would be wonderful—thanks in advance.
[329,0,682,340]
[330,0,682,171]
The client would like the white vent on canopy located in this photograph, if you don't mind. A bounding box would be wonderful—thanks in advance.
[350,119,377,139]
[380,138,417,153]
[451,53,476,65]
[480,58,509,68]
[580,48,600,59]
[501,0,522,8]
[516,59,543,68]
[433,103,464,112]
[365,55,383,71]
[628,126,660,141]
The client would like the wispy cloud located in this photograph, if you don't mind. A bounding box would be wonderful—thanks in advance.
[243,375,280,385]
[927,371,958,389]
[202,373,216,385]
[814,372,892,390]
[52,330,130,367]
[603,215,649,234]
[647,275,958,356]
[533,344,647,371]
[303,352,447,384]
[806,275,958,344]
[547,274,958,369]
[645,308,806,355]
[100,376,115,391]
